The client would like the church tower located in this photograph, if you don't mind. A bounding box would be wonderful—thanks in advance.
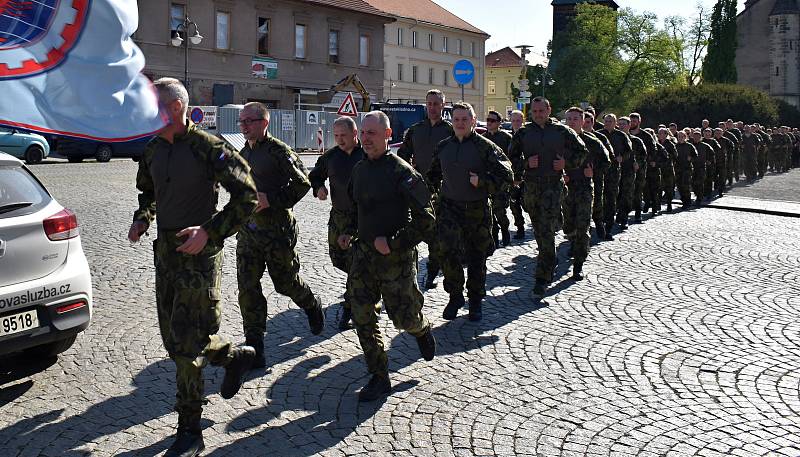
[769,0,800,107]
[551,0,620,39]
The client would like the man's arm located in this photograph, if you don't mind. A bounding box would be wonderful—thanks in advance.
[562,126,589,170]
[389,168,434,251]
[477,141,513,195]
[397,125,415,164]
[308,150,330,195]
[425,142,444,193]
[201,142,258,245]
[509,130,525,182]
[132,147,156,228]
[265,148,312,209]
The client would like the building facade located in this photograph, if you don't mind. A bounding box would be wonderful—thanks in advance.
[134,0,393,108]
[485,47,522,119]
[363,0,489,115]
[737,0,800,107]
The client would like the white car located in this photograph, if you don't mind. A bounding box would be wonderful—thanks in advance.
[0,152,92,358]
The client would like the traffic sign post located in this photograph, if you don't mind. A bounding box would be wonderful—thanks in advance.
[453,59,475,102]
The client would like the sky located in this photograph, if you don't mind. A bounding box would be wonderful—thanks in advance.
[433,0,748,62]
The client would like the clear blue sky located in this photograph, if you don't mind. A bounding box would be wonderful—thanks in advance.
[434,0,748,59]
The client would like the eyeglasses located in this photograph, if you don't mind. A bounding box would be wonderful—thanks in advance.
[486,118,500,123]
[238,118,265,126]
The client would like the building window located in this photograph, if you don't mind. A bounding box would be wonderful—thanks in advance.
[257,17,270,55]
[428,33,433,50]
[397,63,403,81]
[359,35,369,66]
[412,65,418,83]
[457,39,462,55]
[428,67,434,84]
[488,80,496,94]
[470,41,475,57]
[215,11,230,50]
[329,30,340,63]
[412,31,418,48]
[295,24,306,58]
[170,4,185,40]
[776,66,780,76]
[488,105,495,113]
[397,27,403,46]
[442,36,448,53]
[443,69,449,86]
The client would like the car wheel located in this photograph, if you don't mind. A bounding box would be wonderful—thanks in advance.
[95,144,113,162]
[25,145,44,165]
[24,334,77,358]
[67,156,84,163]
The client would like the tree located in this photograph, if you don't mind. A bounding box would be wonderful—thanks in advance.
[633,84,779,126]
[702,0,738,83]
[664,3,711,86]
[547,4,683,114]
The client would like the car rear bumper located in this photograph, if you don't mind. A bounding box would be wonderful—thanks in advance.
[0,237,93,356]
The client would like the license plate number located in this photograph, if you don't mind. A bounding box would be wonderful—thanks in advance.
[0,310,39,337]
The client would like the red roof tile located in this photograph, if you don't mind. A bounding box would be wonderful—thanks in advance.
[363,0,488,35]
[486,47,521,68]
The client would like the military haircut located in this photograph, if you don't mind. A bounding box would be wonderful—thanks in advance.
[604,113,617,122]
[452,102,475,118]
[364,110,390,129]
[333,116,358,131]
[153,77,189,111]
[426,89,445,102]
[510,109,524,118]
[488,110,502,120]
[584,111,595,121]
[566,106,584,114]
[585,106,596,116]
[532,96,550,107]
[629,112,641,120]
[669,123,677,128]
[243,102,270,121]
[619,116,630,123]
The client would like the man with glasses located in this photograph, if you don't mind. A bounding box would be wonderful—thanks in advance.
[236,102,326,370]
[129,78,257,456]
[398,89,453,290]
[483,110,513,247]
[309,117,366,330]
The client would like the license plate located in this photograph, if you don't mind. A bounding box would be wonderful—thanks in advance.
[0,309,39,337]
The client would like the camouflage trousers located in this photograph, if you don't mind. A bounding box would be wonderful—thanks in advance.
[692,169,706,199]
[644,169,661,212]
[510,183,526,230]
[715,162,727,193]
[154,231,233,428]
[662,172,675,204]
[328,208,354,309]
[744,156,758,181]
[563,180,593,265]
[616,169,635,222]
[604,166,620,225]
[726,151,735,184]
[733,149,742,178]
[633,168,646,213]
[347,241,430,377]
[438,198,494,300]
[491,190,511,235]
[592,172,605,228]
[424,194,443,274]
[758,148,767,176]
[523,176,565,283]
[704,164,715,197]
[237,214,316,340]
[676,170,693,204]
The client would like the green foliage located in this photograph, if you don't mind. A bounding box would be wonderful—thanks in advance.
[702,0,737,83]
[776,99,800,126]
[632,84,778,126]
[547,4,684,114]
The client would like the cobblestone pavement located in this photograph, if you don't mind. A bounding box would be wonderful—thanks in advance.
[1,158,799,457]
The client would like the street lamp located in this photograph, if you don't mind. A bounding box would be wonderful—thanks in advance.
[534,73,555,98]
[388,79,397,102]
[171,17,203,99]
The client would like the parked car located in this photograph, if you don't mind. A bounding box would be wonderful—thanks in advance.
[56,136,152,163]
[0,127,50,165]
[0,152,93,358]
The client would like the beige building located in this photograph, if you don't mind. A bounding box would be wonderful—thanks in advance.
[485,47,523,118]
[737,0,800,107]
[134,0,393,108]
[363,0,489,115]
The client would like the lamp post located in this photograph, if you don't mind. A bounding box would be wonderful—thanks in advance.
[388,79,397,102]
[534,69,555,98]
[171,17,203,100]
[514,44,533,119]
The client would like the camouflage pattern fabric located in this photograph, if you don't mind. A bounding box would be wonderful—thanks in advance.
[523,177,566,282]
[437,198,494,300]
[562,180,593,264]
[154,232,233,428]
[347,242,430,377]
[236,215,316,340]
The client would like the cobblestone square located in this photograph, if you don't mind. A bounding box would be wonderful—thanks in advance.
[1,160,798,456]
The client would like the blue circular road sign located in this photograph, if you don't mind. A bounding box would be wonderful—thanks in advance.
[453,59,475,86]
[190,107,204,124]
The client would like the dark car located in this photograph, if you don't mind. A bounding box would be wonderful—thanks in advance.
[56,136,153,163]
